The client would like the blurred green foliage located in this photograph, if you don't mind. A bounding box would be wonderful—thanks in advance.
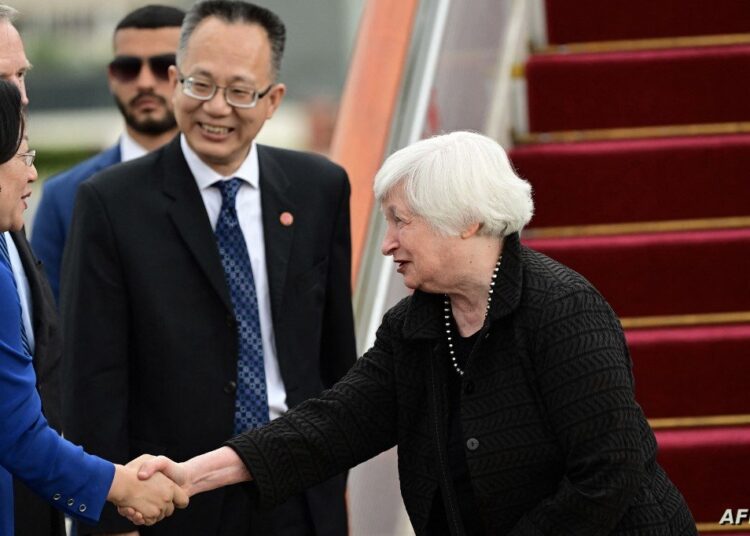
[36,148,98,181]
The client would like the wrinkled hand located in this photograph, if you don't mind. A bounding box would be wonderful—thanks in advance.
[108,456,189,526]
[117,455,190,525]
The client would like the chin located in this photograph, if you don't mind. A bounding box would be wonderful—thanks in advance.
[8,214,24,232]
[401,277,420,291]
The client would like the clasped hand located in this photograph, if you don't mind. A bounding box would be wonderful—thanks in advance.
[108,455,189,526]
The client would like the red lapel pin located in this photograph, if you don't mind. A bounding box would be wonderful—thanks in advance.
[280,211,294,226]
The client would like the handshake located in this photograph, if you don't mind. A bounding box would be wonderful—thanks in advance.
[104,446,250,527]
[107,454,190,526]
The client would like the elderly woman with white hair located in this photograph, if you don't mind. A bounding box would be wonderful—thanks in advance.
[129,131,697,535]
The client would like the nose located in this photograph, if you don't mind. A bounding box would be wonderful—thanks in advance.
[18,79,28,107]
[28,163,38,183]
[380,225,397,256]
[135,62,158,90]
[202,87,232,116]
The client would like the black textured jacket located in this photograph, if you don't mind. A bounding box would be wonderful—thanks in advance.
[228,233,697,535]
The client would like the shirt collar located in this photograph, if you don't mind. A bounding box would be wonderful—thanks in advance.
[119,131,149,162]
[180,134,259,190]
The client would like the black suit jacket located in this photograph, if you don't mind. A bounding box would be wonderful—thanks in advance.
[9,230,66,536]
[60,137,356,535]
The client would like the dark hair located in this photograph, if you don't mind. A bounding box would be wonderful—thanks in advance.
[0,80,23,165]
[115,4,185,32]
[178,1,286,79]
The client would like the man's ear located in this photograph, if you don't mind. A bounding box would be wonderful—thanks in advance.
[167,65,180,91]
[265,83,286,120]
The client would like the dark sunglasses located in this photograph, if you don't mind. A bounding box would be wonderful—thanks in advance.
[108,54,176,82]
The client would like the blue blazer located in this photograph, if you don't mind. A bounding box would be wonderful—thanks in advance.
[0,263,114,533]
[31,144,121,301]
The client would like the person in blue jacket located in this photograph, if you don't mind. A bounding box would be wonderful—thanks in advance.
[0,79,189,533]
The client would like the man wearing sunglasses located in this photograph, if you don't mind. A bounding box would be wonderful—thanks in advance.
[61,1,355,535]
[31,4,185,301]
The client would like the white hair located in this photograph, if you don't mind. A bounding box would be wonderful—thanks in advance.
[0,5,18,22]
[0,4,18,24]
[373,131,534,237]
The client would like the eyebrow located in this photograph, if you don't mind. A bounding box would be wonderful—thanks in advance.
[188,68,257,85]
[386,206,403,219]
[0,62,31,78]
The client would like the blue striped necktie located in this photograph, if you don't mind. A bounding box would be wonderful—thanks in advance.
[0,233,32,358]
[213,178,269,434]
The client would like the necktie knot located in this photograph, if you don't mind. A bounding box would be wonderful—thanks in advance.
[214,177,244,206]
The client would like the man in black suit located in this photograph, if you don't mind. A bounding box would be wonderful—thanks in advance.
[61,2,356,535]
[0,5,65,535]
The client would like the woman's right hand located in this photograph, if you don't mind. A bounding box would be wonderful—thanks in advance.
[107,462,189,525]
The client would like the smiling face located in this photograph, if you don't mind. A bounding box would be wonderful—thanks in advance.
[380,185,462,293]
[0,21,30,107]
[169,17,285,176]
[0,137,37,232]
[109,26,180,137]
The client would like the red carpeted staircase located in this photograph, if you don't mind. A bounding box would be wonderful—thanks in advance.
[509,2,750,534]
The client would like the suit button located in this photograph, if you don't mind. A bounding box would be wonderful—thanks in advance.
[466,438,480,451]
[52,493,61,501]
[464,381,475,395]
[224,381,237,394]
[67,498,75,506]
[79,504,87,513]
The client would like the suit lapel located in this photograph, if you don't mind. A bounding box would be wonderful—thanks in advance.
[161,138,234,313]
[258,146,296,325]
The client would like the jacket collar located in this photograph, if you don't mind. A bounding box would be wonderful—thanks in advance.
[401,232,524,340]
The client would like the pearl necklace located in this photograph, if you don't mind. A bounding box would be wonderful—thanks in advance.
[444,255,502,377]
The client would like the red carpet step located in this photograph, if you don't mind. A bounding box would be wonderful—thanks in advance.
[544,0,750,44]
[656,426,750,526]
[526,44,750,132]
[627,324,750,419]
[523,228,750,318]
[510,134,750,228]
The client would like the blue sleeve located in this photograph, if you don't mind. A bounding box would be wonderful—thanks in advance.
[0,265,114,522]
[31,181,65,302]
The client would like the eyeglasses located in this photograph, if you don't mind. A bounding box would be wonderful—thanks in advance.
[109,54,176,82]
[179,75,274,109]
[16,150,35,167]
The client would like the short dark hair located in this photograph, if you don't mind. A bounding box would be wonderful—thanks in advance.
[178,1,286,79]
[115,4,185,33]
[0,79,23,165]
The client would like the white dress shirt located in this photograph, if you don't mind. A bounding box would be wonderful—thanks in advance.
[4,232,34,354]
[180,135,287,420]
[119,130,149,162]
